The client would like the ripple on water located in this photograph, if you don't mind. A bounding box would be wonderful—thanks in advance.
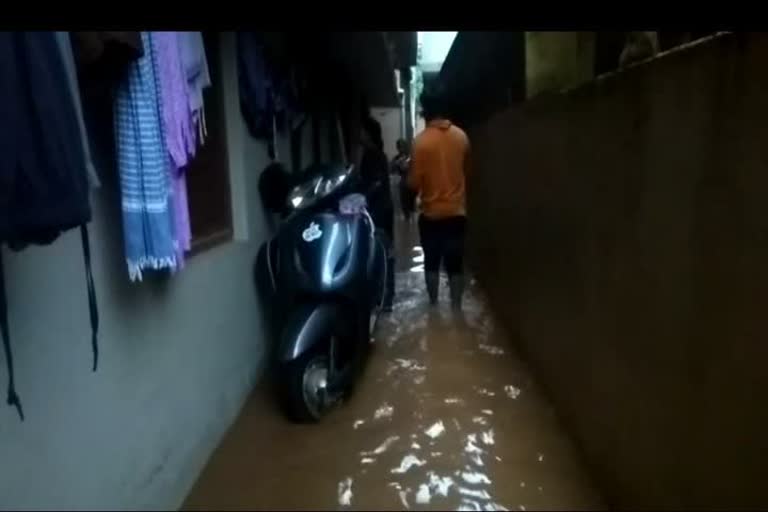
[362,435,399,456]
[504,385,522,399]
[390,454,427,474]
[458,487,492,501]
[415,484,431,504]
[337,477,353,507]
[461,471,492,485]
[478,344,505,356]
[465,434,484,455]
[331,272,570,511]
[373,403,394,420]
[475,386,496,397]
[424,420,445,439]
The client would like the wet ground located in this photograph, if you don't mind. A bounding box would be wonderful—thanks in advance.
[183,220,605,511]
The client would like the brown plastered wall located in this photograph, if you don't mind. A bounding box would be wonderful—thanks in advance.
[525,32,596,99]
[467,32,768,509]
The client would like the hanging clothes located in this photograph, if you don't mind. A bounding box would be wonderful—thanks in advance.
[1,33,92,244]
[151,32,196,166]
[55,31,101,189]
[0,32,100,420]
[179,32,211,145]
[71,31,144,81]
[237,32,303,148]
[114,32,177,281]
[151,31,196,267]
[237,32,272,140]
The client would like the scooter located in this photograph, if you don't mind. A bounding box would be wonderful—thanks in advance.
[255,162,389,422]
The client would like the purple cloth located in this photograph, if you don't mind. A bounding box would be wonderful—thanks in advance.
[151,31,194,265]
[151,32,195,168]
[173,171,191,253]
[179,32,211,119]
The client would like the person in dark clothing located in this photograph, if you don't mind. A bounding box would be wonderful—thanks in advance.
[359,115,395,311]
[391,138,415,222]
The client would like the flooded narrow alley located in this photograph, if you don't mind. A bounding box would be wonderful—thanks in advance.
[184,220,603,511]
[8,30,768,511]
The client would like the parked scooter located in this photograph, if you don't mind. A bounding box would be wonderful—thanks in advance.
[255,162,389,422]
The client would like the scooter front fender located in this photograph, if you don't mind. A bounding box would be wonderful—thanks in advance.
[278,303,342,362]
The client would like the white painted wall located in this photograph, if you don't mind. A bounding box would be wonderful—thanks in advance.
[370,107,403,161]
[415,116,426,137]
[0,32,277,510]
[418,31,457,72]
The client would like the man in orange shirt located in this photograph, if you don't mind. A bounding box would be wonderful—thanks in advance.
[408,85,470,310]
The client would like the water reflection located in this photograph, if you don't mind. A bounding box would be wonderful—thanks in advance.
[504,385,522,400]
[391,454,427,474]
[334,270,541,510]
[374,403,394,420]
[425,420,445,439]
[337,477,353,506]
[412,246,425,261]
[183,254,605,511]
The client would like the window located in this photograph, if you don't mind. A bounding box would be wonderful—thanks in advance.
[185,31,233,254]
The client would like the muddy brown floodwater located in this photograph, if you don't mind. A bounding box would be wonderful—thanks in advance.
[184,220,605,511]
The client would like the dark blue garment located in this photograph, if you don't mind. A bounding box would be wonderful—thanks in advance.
[237,32,273,140]
[237,32,301,145]
[0,32,99,421]
[0,32,91,245]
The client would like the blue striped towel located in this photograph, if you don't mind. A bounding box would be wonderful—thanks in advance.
[114,32,177,281]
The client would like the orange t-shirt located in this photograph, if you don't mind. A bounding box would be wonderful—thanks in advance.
[408,119,470,219]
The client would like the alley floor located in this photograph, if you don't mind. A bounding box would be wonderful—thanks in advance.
[183,220,605,511]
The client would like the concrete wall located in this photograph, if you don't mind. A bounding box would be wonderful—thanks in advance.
[418,31,457,73]
[525,32,595,99]
[0,32,277,510]
[468,33,768,509]
[415,116,425,137]
[371,107,403,160]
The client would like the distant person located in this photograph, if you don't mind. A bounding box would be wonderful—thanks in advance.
[391,138,415,222]
[359,115,395,311]
[408,86,470,310]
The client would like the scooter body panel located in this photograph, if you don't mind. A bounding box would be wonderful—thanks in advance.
[253,162,387,420]
[277,302,343,362]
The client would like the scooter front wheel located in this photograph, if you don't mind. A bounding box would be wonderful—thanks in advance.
[280,352,332,423]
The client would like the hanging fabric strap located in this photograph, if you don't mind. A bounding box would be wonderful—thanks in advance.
[80,225,99,372]
[0,249,24,421]
[272,112,279,161]
[0,227,97,422]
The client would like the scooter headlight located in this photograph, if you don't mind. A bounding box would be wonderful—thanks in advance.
[287,176,323,210]
[286,165,353,211]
